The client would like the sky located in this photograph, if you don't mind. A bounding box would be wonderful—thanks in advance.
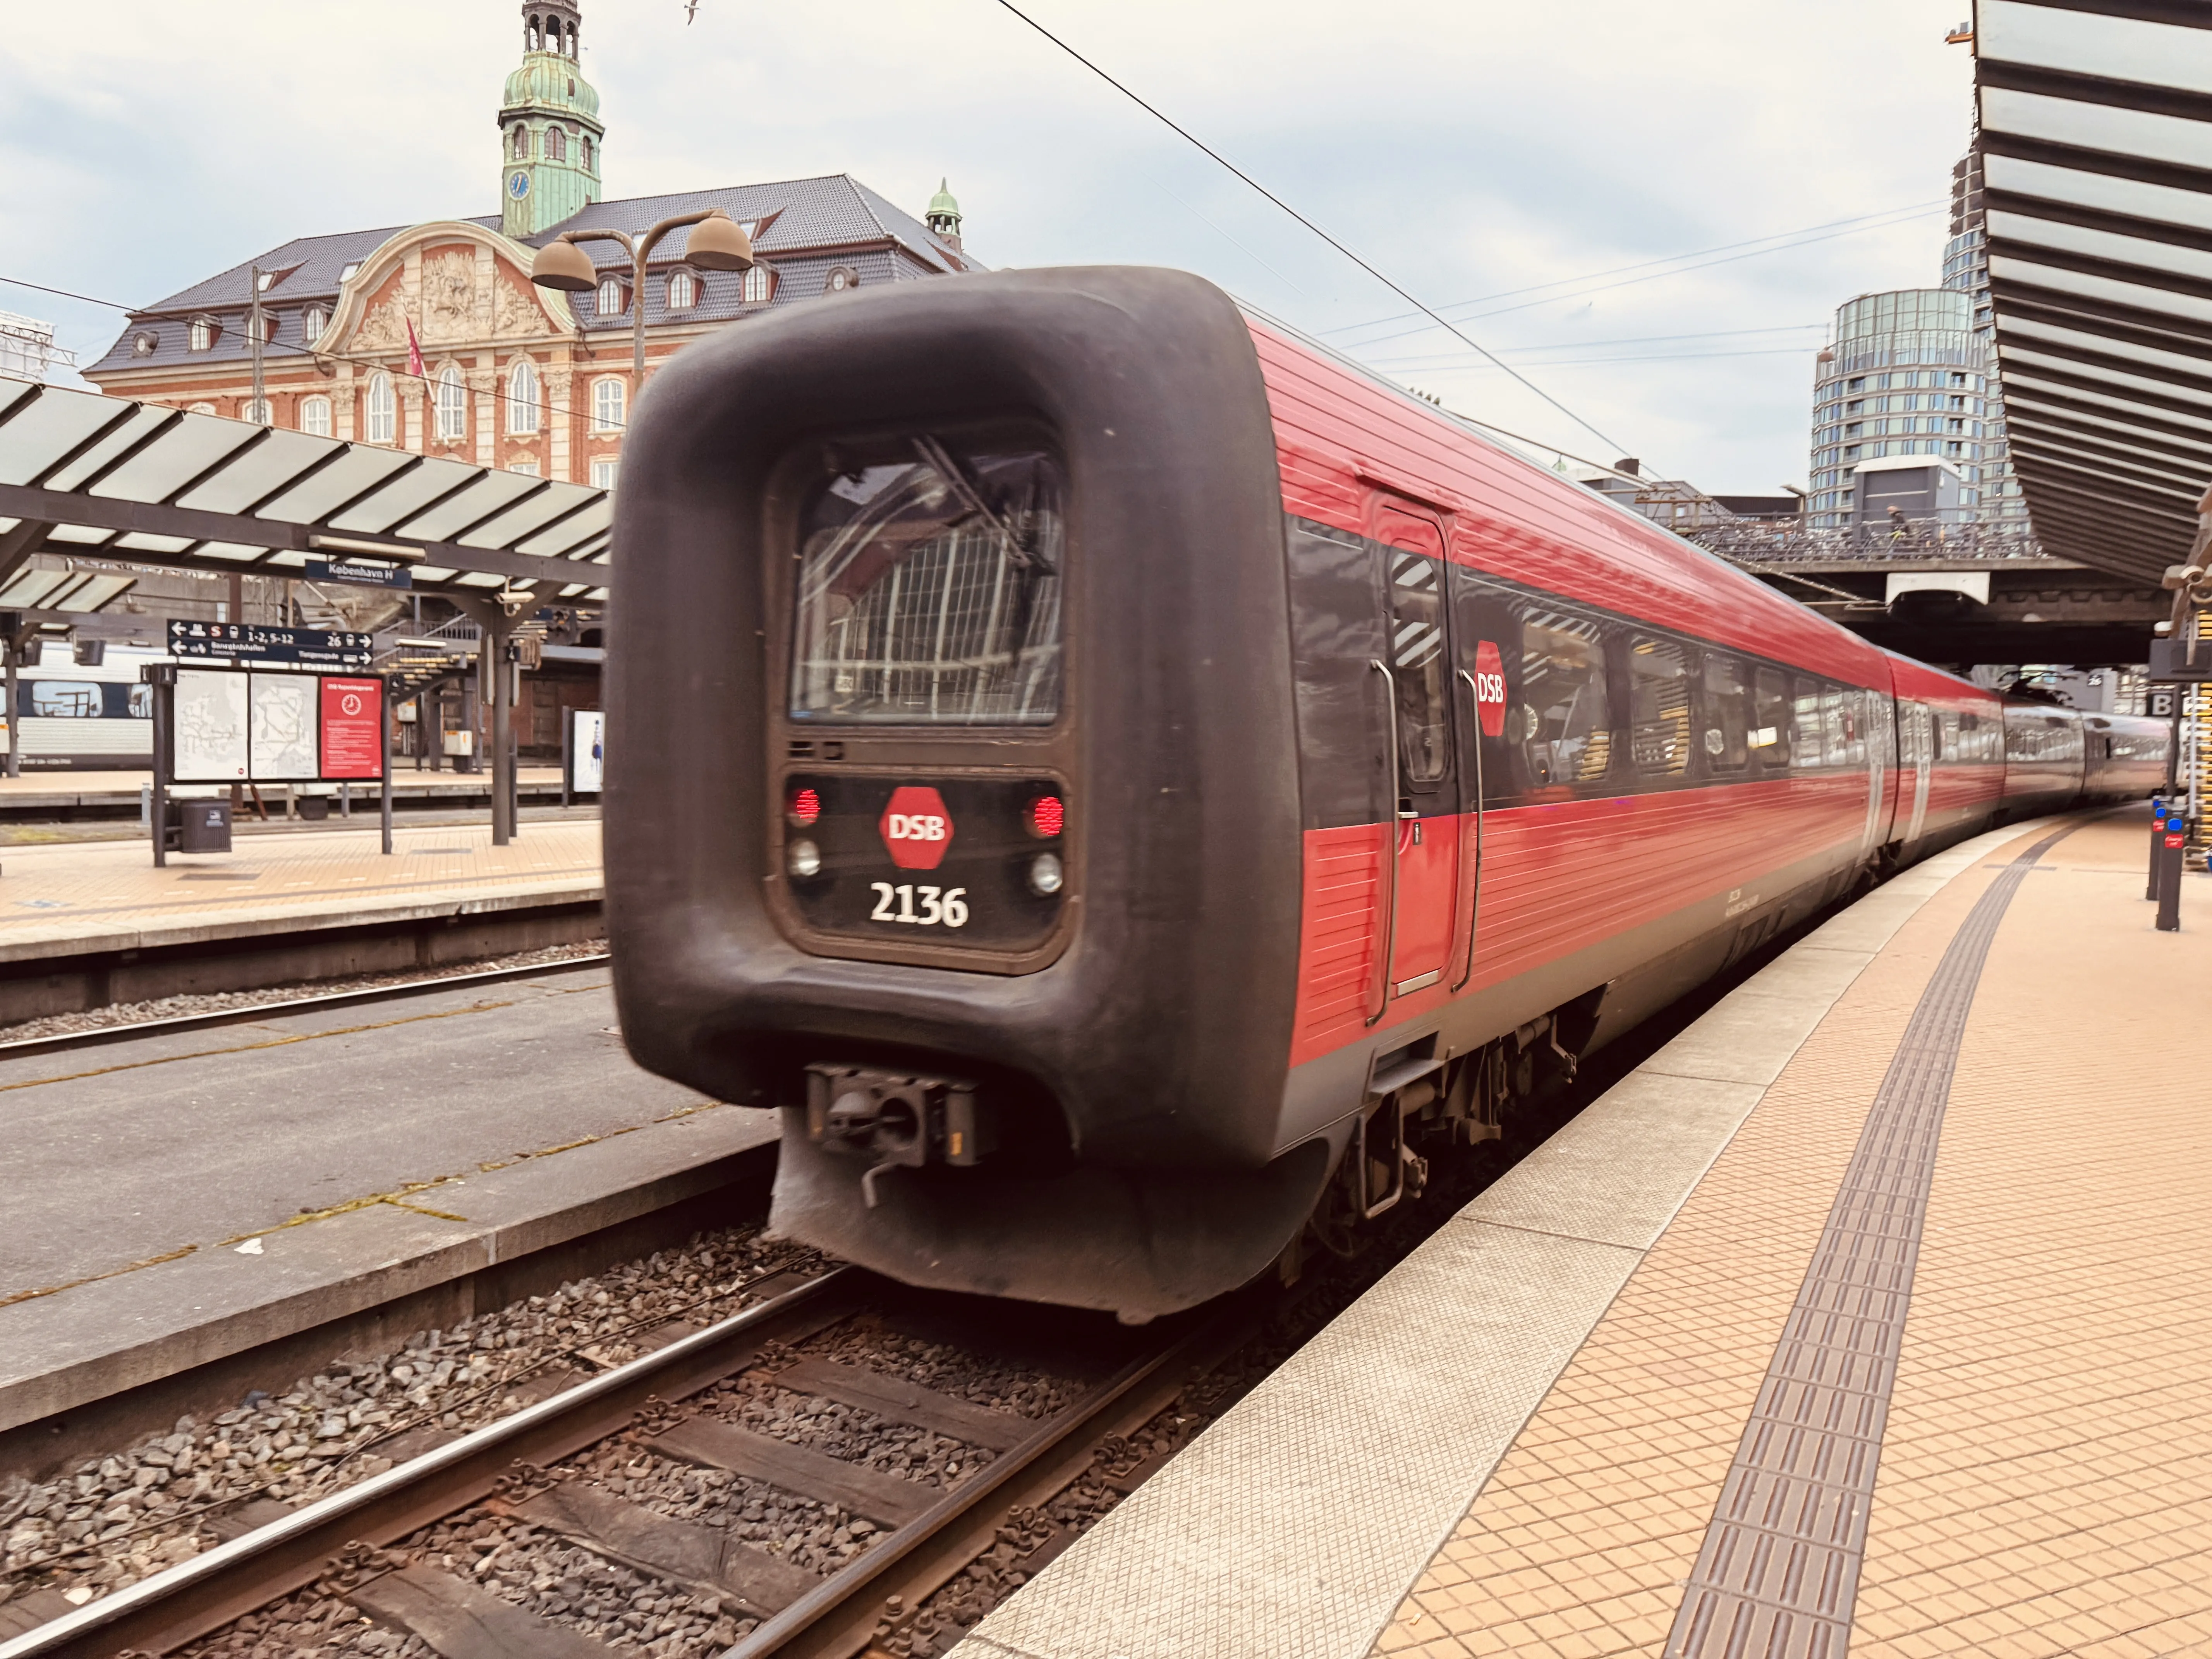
[0,0,1977,493]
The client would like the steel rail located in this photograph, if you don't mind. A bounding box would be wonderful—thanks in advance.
[728,1294,1257,1659]
[0,952,611,1060]
[0,1268,860,1659]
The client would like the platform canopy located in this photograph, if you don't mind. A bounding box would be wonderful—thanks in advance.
[0,377,610,604]
[1976,0,2212,584]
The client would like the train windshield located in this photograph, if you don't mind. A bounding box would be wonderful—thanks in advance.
[790,441,1065,725]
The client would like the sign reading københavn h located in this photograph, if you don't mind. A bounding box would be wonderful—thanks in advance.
[167,620,374,669]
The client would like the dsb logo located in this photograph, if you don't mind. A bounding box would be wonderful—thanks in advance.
[879,785,955,870]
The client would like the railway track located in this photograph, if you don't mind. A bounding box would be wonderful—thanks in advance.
[0,1263,1249,1659]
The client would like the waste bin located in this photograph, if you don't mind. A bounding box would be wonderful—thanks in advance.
[172,798,233,854]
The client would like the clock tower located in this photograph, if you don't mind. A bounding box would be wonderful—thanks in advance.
[499,0,605,239]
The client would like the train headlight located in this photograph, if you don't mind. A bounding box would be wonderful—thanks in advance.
[788,838,823,879]
[1028,851,1064,896]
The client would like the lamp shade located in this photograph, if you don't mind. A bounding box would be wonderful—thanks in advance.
[530,239,601,293]
[687,211,755,273]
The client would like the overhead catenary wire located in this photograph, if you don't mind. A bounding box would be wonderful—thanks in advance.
[986,0,1640,465]
[0,271,628,434]
[1325,202,1946,347]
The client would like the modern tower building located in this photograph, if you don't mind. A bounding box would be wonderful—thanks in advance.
[1805,288,1987,531]
[1942,148,2029,528]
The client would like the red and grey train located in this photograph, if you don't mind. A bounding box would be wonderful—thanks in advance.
[605,267,2166,1320]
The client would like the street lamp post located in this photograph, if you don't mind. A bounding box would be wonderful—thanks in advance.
[528,208,755,378]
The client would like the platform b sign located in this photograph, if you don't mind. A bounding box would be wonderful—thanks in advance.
[1472,641,1508,738]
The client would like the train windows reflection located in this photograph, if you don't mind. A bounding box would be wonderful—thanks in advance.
[1387,550,1449,790]
[790,441,1065,726]
[1630,637,1691,775]
[1515,615,1610,788]
[1700,653,1751,771]
[1752,667,1790,764]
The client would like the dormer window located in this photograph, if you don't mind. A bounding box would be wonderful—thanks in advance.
[302,306,328,341]
[253,313,276,343]
[339,262,362,285]
[597,275,625,315]
[187,318,217,352]
[666,270,699,311]
[131,330,158,357]
[742,264,775,306]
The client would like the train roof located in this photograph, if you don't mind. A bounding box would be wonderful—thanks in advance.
[1235,304,1895,689]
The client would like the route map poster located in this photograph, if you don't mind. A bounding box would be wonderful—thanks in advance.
[319,678,383,780]
[249,673,318,780]
[172,668,249,781]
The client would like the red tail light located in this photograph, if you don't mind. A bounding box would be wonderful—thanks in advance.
[789,787,822,826]
[1028,794,1065,839]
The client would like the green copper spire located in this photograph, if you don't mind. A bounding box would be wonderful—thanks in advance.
[924,179,963,248]
[499,0,605,239]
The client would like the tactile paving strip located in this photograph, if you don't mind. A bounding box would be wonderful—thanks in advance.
[1662,823,2079,1659]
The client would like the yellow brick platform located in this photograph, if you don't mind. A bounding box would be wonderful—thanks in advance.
[1372,812,2212,1659]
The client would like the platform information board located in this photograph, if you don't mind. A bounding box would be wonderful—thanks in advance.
[319,678,384,780]
[167,620,375,669]
[166,667,385,784]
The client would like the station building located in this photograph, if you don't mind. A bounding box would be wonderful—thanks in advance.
[77,0,977,496]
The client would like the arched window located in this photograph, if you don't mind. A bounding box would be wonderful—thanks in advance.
[581,136,594,170]
[187,318,215,352]
[512,125,529,160]
[299,396,332,437]
[592,377,625,431]
[187,402,217,416]
[301,306,328,341]
[507,359,541,434]
[666,270,699,311]
[435,365,467,442]
[546,125,567,162]
[742,264,775,306]
[597,274,624,315]
[244,396,272,426]
[366,373,396,444]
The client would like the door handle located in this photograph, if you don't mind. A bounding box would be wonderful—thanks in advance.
[1368,658,1400,1026]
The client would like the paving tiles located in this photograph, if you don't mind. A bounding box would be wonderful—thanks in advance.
[1364,813,2212,1659]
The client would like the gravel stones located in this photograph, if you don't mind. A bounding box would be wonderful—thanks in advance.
[0,1225,808,1616]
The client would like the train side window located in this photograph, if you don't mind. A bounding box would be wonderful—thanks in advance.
[1820,688,1847,767]
[1515,613,1610,788]
[28,681,103,718]
[1386,550,1449,790]
[1751,667,1789,764]
[1841,689,1866,767]
[1791,678,1825,769]
[1628,636,1690,776]
[1937,709,1956,761]
[1701,654,1750,771]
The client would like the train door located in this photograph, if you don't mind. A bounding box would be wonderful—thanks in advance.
[1371,504,1463,1002]
[1860,687,1892,855]
[1903,702,1932,843]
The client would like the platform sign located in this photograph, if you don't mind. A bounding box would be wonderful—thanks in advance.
[305,559,412,591]
[567,709,605,794]
[320,677,384,780]
[167,620,374,669]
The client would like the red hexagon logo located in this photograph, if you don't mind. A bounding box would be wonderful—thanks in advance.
[879,785,954,870]
[1472,640,1508,738]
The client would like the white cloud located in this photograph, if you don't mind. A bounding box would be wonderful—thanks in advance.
[0,0,1973,488]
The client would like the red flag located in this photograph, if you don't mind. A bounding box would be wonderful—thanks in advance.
[405,318,426,380]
